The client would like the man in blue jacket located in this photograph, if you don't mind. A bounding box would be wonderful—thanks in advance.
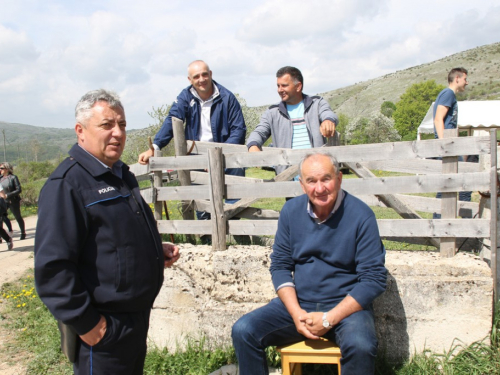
[35,89,179,375]
[138,60,246,225]
[232,152,386,375]
[138,60,246,168]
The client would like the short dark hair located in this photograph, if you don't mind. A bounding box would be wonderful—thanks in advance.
[276,66,303,86]
[448,67,468,83]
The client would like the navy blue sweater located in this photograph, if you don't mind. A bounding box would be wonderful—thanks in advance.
[270,191,386,308]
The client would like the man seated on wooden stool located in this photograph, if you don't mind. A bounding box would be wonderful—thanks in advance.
[232,152,387,375]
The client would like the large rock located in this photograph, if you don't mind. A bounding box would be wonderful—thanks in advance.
[150,245,492,363]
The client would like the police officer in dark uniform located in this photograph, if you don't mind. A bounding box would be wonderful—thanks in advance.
[35,89,179,375]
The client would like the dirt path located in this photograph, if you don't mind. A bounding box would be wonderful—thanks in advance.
[0,216,37,375]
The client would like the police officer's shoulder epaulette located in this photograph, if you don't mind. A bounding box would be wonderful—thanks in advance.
[49,157,78,180]
[268,104,279,110]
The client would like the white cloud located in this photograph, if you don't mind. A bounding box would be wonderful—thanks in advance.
[0,24,39,64]
[237,0,387,46]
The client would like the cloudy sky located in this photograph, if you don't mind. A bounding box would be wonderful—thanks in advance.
[1,0,499,129]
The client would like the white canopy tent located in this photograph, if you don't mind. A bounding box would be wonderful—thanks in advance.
[417,100,500,140]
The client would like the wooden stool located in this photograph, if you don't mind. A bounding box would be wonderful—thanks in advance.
[278,338,342,375]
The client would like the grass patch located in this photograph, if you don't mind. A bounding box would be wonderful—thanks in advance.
[0,272,72,374]
[144,338,236,375]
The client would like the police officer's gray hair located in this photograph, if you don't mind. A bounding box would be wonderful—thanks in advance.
[299,152,340,178]
[75,89,123,126]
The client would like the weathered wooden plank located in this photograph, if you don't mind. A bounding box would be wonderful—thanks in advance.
[228,220,278,235]
[378,219,489,238]
[149,154,207,171]
[140,188,153,204]
[190,171,266,185]
[129,162,150,181]
[440,129,458,257]
[185,140,278,154]
[489,129,498,301]
[158,220,211,235]
[361,159,481,175]
[157,185,210,200]
[157,172,490,201]
[345,161,439,248]
[222,136,490,169]
[157,218,490,238]
[172,117,195,237]
[147,136,490,172]
[153,149,163,221]
[358,194,478,217]
[208,148,226,250]
[225,172,490,199]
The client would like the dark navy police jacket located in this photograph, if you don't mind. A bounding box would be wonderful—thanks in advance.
[35,144,164,336]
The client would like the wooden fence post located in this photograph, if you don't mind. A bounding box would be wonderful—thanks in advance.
[153,149,163,221]
[489,130,498,302]
[172,116,195,243]
[208,147,226,250]
[440,129,458,257]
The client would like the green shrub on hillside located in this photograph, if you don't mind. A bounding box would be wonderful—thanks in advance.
[393,80,446,141]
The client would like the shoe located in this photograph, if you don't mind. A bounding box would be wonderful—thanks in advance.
[20,233,26,240]
[7,238,13,250]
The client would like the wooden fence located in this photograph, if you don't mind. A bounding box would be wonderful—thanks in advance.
[130,127,499,298]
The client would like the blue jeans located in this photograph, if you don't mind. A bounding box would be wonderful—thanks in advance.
[232,298,378,375]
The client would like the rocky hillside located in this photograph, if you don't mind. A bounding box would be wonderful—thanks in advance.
[318,42,500,120]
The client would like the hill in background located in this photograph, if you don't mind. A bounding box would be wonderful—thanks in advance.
[2,42,499,164]
[319,42,500,121]
[0,122,76,163]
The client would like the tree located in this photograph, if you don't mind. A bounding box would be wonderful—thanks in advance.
[365,113,401,143]
[335,113,349,145]
[346,117,370,145]
[380,101,396,118]
[346,113,401,145]
[393,80,446,141]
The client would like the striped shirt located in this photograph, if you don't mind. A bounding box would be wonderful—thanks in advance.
[287,101,311,150]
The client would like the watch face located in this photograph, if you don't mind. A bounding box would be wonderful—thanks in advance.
[322,320,329,328]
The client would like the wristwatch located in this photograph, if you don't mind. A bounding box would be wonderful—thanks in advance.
[322,312,332,329]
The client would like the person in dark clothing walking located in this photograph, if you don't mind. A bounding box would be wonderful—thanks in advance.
[0,162,25,240]
[0,184,14,249]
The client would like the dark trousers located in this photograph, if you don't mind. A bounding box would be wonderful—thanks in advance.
[1,199,25,234]
[3,215,12,232]
[74,310,151,375]
[0,225,9,242]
